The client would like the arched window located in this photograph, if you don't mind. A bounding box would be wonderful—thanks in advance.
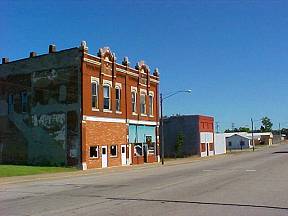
[91,81,99,109]
[103,85,111,110]
[131,91,137,113]
[140,93,146,114]
[149,93,153,116]
[115,86,121,112]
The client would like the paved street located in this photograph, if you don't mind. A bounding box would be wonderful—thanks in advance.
[1,144,288,216]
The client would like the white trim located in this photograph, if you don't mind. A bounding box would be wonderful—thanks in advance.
[116,68,127,73]
[115,82,122,88]
[127,119,158,126]
[84,58,101,66]
[81,162,87,170]
[103,79,112,86]
[103,109,112,113]
[127,71,139,77]
[86,53,100,59]
[83,115,126,123]
[91,76,99,82]
[92,108,99,112]
[82,115,158,126]
[102,73,112,78]
[150,78,159,83]
[116,111,122,114]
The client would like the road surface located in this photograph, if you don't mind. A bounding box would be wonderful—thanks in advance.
[1,144,288,216]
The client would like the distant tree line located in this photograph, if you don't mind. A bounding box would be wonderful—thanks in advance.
[225,116,273,133]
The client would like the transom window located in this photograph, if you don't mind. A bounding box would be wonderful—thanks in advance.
[140,93,146,114]
[115,87,121,112]
[91,82,99,109]
[103,85,110,110]
[131,91,137,113]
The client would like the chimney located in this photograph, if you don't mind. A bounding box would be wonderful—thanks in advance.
[30,52,37,57]
[2,58,9,64]
[49,44,56,53]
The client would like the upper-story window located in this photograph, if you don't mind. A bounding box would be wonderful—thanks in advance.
[140,93,146,114]
[7,94,14,114]
[149,94,153,116]
[91,81,99,109]
[131,91,137,113]
[91,77,99,110]
[103,85,111,110]
[115,87,121,112]
[21,91,28,113]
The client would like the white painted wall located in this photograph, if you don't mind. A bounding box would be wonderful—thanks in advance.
[200,132,214,157]
[200,132,213,143]
[214,133,227,155]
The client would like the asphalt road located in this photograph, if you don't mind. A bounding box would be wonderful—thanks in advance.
[1,144,288,216]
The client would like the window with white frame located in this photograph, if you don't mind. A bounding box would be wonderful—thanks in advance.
[21,91,28,113]
[110,145,117,157]
[140,93,146,114]
[131,91,137,113]
[115,87,121,112]
[90,146,99,158]
[103,85,110,110]
[149,94,153,116]
[91,81,99,109]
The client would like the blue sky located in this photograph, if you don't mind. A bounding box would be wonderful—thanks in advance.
[1,0,288,131]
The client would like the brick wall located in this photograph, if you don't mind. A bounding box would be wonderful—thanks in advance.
[84,121,127,169]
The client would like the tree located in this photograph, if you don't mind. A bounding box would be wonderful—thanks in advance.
[238,127,250,132]
[224,127,250,133]
[175,132,184,158]
[261,117,273,132]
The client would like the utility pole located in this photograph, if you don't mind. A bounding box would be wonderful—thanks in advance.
[216,122,220,133]
[251,118,255,151]
[232,122,235,131]
[160,93,164,165]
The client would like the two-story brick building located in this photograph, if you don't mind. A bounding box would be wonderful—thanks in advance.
[0,41,160,169]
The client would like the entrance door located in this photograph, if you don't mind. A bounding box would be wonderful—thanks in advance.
[143,144,148,163]
[101,146,108,168]
[121,145,127,165]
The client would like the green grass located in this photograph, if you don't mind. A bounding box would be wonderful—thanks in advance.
[0,165,77,177]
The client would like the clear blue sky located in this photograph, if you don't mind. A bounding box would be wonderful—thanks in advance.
[1,0,288,131]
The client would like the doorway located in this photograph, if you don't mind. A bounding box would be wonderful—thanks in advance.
[101,146,108,168]
[121,144,127,165]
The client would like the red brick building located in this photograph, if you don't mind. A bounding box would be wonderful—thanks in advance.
[0,42,160,169]
[81,44,160,169]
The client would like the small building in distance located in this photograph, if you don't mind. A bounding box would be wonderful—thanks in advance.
[226,134,253,150]
[254,132,273,146]
[163,115,215,158]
